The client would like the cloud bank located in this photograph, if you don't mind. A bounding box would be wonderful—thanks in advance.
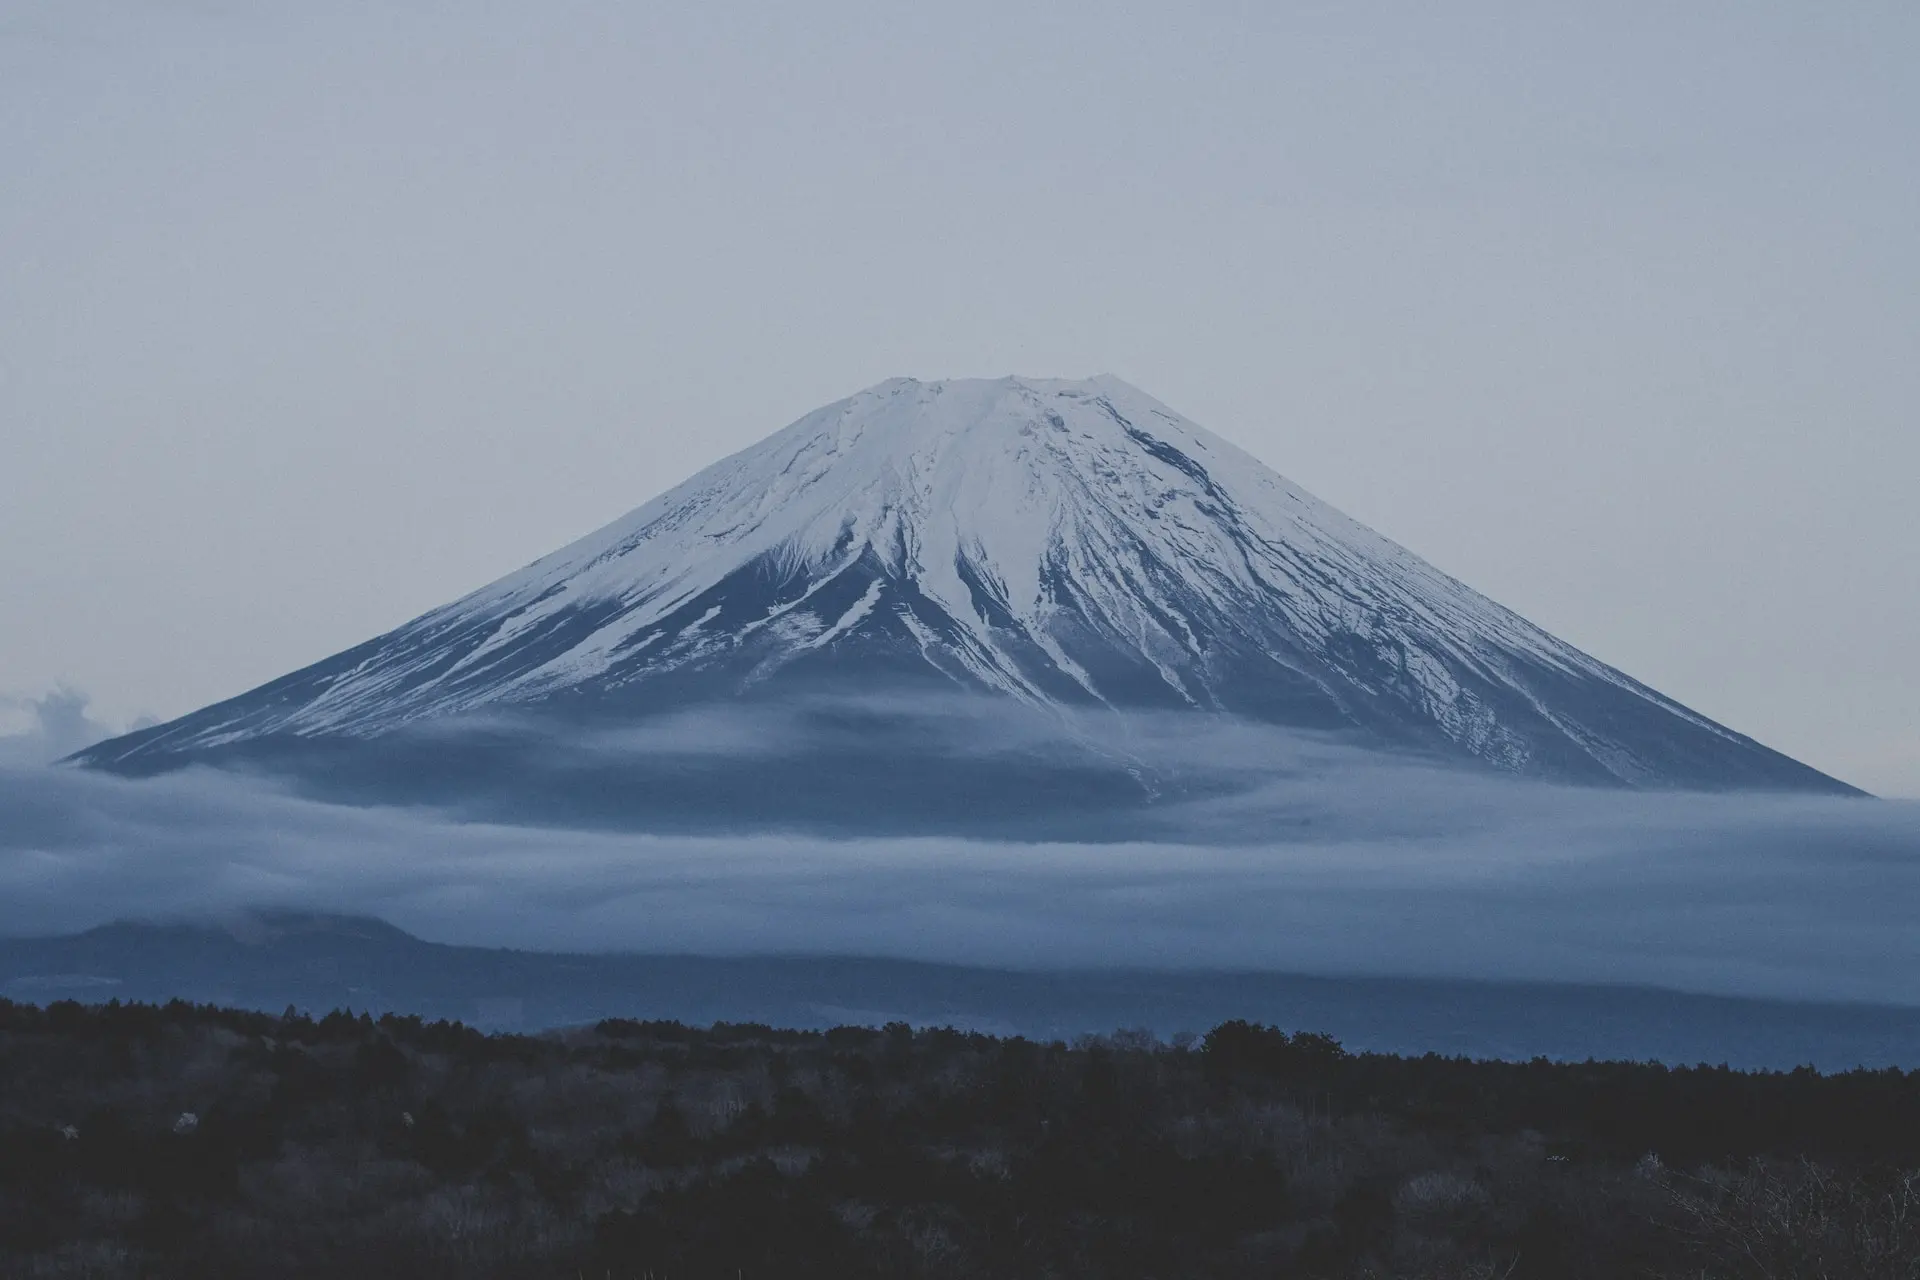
[3,708,1916,1007]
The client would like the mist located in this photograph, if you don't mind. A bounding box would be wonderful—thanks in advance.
[4,700,1915,1007]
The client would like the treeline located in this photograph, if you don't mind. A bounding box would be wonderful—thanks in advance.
[1,997,1917,1278]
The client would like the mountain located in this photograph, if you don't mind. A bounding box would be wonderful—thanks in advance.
[76,375,1853,798]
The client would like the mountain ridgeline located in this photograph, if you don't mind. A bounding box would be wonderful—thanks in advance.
[76,376,1855,817]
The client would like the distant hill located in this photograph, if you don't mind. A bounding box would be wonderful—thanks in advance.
[4,912,1917,1070]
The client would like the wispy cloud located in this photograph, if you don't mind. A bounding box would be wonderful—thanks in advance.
[0,687,127,766]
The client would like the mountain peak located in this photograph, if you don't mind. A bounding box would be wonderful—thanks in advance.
[868,372,1132,391]
[80,377,1855,795]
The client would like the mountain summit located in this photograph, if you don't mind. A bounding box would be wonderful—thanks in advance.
[80,376,1852,794]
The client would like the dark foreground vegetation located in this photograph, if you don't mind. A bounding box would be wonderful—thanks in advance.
[3,999,1918,1279]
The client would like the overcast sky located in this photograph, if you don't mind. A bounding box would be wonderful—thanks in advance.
[3,0,1916,794]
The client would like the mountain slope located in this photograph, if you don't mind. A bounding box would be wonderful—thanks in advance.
[78,375,1854,794]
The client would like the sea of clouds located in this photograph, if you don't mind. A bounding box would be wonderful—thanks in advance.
[2,689,1917,1007]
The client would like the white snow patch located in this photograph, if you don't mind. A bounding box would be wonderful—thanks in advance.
[805,578,886,650]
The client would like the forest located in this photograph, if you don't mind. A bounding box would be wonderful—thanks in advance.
[2,997,1918,1279]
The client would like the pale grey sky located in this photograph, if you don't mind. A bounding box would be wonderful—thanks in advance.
[2,0,1916,794]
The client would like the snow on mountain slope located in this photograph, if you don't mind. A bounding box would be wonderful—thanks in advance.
[79,376,1856,793]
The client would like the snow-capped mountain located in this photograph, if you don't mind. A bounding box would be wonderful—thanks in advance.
[79,376,1853,794]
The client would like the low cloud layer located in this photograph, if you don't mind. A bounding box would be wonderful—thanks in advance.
[2,708,1917,1007]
